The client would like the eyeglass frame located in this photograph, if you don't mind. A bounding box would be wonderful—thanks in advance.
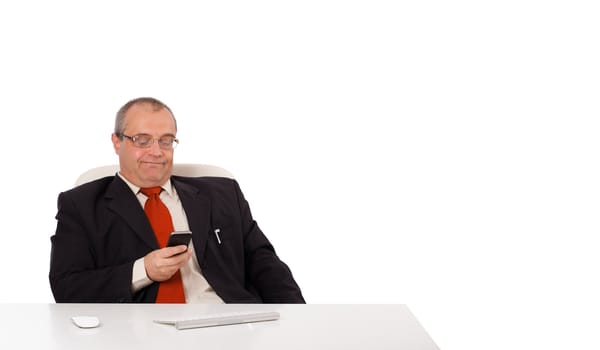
[117,133,179,149]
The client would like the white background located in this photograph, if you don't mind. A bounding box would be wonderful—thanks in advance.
[1,1,599,349]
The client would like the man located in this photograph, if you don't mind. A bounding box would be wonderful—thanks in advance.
[49,97,305,303]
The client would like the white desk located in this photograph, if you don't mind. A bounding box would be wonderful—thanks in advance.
[0,304,438,349]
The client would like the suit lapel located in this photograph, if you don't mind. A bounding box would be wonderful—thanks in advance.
[173,177,212,263]
[105,176,159,249]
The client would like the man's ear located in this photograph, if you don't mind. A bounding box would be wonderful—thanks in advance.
[111,133,121,154]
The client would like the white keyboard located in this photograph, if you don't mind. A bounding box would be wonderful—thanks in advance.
[154,310,280,330]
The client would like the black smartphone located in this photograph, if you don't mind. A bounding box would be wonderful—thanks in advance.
[167,230,192,249]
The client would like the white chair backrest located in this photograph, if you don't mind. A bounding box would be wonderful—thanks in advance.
[75,163,234,186]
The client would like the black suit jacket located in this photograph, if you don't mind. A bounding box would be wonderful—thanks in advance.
[49,175,305,303]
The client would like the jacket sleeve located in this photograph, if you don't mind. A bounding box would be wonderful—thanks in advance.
[232,180,306,303]
[49,190,154,303]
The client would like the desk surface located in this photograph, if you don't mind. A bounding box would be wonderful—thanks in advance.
[0,304,438,350]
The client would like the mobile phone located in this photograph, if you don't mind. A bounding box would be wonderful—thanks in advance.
[167,231,192,249]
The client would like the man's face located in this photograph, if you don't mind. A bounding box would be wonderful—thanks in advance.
[111,103,177,188]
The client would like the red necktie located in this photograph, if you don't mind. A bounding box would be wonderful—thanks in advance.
[140,187,186,303]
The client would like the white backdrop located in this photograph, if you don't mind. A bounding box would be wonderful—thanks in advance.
[1,1,599,349]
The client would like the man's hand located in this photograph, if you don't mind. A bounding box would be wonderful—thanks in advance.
[144,246,192,282]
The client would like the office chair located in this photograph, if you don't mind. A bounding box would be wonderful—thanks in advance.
[75,163,234,186]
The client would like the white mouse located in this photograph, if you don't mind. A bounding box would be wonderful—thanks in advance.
[71,316,100,328]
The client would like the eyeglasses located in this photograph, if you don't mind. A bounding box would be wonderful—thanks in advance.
[119,133,179,149]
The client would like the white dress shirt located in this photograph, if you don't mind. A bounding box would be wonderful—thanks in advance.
[118,173,223,303]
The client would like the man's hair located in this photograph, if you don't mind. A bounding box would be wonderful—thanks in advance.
[114,97,177,135]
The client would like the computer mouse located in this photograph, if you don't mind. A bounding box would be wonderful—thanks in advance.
[71,315,100,328]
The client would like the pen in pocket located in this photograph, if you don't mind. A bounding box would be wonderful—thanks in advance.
[214,228,222,244]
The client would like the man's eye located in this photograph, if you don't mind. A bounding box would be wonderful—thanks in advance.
[159,137,174,145]
[135,137,152,146]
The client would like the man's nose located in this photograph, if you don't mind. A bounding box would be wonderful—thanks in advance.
[147,140,163,155]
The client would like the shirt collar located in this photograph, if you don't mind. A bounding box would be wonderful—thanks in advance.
[117,172,174,197]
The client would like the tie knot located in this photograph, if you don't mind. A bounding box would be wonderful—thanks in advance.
[140,187,162,197]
